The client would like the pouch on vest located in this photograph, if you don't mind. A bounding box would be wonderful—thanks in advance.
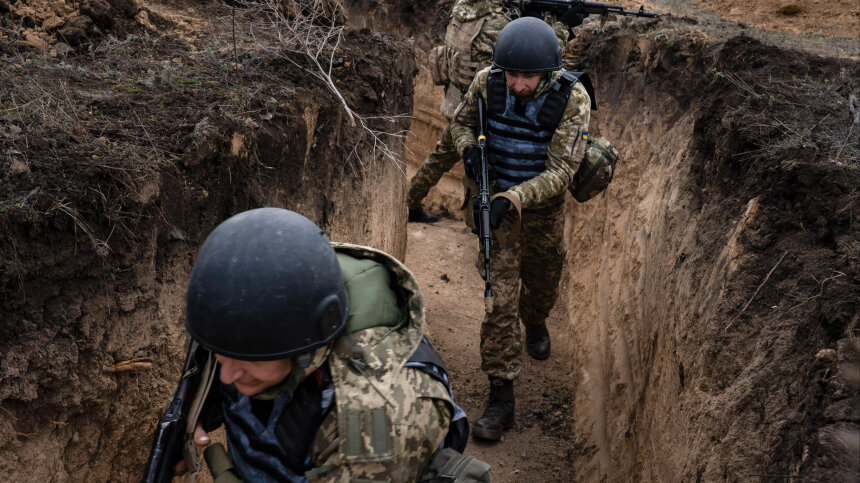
[204,443,243,483]
[569,136,619,203]
[429,45,449,86]
[419,447,491,483]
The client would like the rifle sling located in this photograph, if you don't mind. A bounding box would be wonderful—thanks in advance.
[183,347,219,481]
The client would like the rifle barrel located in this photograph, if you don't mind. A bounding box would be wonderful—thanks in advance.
[521,0,659,18]
[477,97,493,298]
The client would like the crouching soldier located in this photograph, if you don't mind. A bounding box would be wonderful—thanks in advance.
[147,207,479,482]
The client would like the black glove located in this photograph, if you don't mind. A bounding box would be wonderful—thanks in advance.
[462,144,481,181]
[472,196,511,233]
[489,197,511,230]
[559,10,586,29]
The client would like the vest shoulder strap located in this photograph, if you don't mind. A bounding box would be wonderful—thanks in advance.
[406,337,469,453]
[486,68,507,114]
[537,70,582,129]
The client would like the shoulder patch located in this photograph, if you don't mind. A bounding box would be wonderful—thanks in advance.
[345,408,393,461]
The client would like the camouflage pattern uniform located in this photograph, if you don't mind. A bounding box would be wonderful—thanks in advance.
[450,67,591,380]
[407,0,570,211]
[407,0,511,210]
[306,243,452,482]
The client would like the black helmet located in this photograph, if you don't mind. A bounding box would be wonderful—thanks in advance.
[186,208,348,361]
[492,16,561,72]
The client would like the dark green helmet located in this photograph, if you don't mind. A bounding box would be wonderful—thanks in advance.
[492,16,561,72]
[185,208,348,361]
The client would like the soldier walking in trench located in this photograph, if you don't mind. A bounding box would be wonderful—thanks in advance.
[407,0,575,223]
[449,17,591,440]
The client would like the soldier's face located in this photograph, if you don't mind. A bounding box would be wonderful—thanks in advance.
[505,71,542,97]
[215,354,293,396]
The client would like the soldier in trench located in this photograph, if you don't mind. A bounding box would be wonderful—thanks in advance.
[449,17,591,440]
[170,208,472,481]
[407,0,578,223]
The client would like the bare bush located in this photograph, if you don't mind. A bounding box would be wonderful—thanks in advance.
[227,0,408,172]
[731,68,859,170]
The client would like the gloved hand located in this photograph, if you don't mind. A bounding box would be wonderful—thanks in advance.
[489,197,511,230]
[559,10,586,29]
[462,144,481,181]
[472,196,511,233]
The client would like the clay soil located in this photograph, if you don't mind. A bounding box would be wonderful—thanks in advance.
[1,0,858,481]
[696,0,859,39]
[407,220,583,482]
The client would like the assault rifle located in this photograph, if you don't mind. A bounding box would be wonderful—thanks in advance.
[142,341,203,483]
[476,96,493,303]
[510,0,659,35]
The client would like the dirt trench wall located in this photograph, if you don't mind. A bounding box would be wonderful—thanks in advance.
[562,24,859,481]
[0,30,414,482]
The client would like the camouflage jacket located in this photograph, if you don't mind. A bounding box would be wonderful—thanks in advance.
[450,67,591,210]
[440,0,569,119]
[306,243,453,482]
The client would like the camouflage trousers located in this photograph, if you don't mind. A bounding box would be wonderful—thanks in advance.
[406,122,460,210]
[477,199,566,380]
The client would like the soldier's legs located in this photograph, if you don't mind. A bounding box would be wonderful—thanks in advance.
[519,202,566,358]
[406,123,460,210]
[473,238,522,440]
[478,238,523,381]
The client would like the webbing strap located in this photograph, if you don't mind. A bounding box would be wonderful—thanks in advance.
[184,345,218,482]
[486,68,507,114]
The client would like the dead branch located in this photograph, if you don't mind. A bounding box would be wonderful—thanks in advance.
[725,251,788,331]
[0,406,19,421]
[109,357,154,373]
[227,0,408,171]
[49,200,112,257]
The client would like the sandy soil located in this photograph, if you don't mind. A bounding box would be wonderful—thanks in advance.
[697,0,859,39]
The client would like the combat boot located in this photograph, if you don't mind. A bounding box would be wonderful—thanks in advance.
[525,323,550,360]
[408,208,439,223]
[472,377,515,441]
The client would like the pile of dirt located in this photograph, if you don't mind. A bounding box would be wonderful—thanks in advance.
[0,1,415,480]
[697,0,859,39]
[0,0,146,54]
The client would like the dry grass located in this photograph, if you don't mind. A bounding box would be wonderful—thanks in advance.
[730,68,859,170]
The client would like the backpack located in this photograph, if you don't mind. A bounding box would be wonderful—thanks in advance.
[569,135,619,202]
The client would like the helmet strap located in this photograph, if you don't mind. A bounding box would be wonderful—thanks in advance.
[252,345,332,401]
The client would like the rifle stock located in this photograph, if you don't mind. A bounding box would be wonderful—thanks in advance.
[142,341,201,483]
